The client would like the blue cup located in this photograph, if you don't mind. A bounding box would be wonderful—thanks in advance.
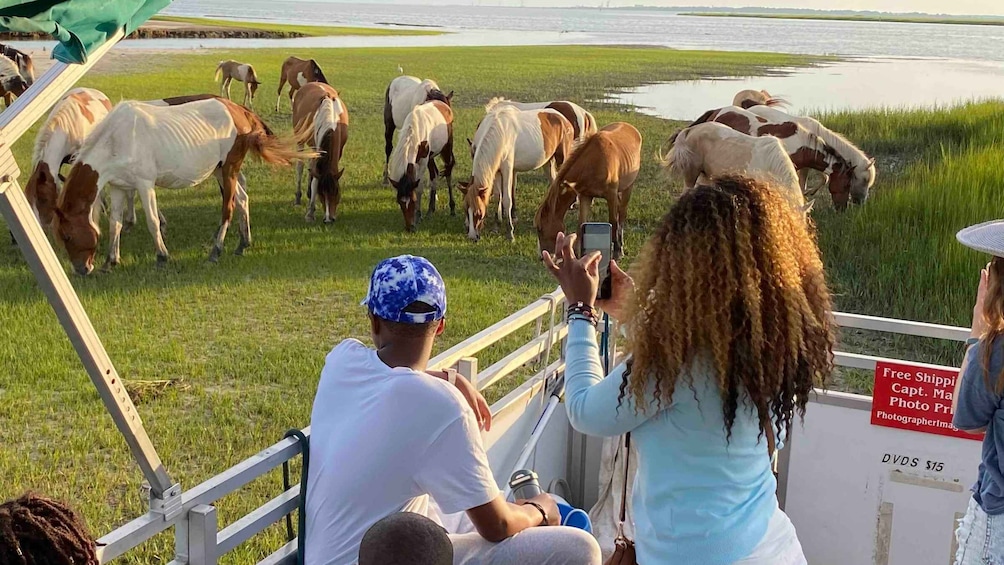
[556,502,592,533]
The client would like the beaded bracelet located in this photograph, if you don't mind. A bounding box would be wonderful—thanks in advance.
[567,301,598,327]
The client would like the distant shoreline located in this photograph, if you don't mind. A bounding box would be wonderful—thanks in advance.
[680,12,1004,27]
[0,15,444,41]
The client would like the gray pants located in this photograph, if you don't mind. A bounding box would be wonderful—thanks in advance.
[450,526,602,565]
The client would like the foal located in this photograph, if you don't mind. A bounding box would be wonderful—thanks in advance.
[276,56,328,111]
[215,60,262,108]
[293,82,349,224]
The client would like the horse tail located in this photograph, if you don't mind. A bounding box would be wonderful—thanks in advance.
[214,61,224,82]
[660,128,693,174]
[659,128,687,164]
[243,108,317,165]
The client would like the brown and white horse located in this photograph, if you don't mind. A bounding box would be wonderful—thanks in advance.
[732,89,787,109]
[460,106,574,242]
[0,55,28,108]
[215,60,262,109]
[486,98,597,140]
[383,75,452,185]
[275,56,328,111]
[663,122,804,210]
[292,82,348,224]
[683,105,855,203]
[52,97,307,275]
[534,122,641,260]
[748,104,876,209]
[0,44,34,87]
[387,100,455,231]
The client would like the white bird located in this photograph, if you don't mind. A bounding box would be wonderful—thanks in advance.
[397,64,404,75]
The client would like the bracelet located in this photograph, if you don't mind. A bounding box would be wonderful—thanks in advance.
[567,302,598,327]
[521,500,548,526]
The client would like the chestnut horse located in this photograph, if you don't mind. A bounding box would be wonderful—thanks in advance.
[387,100,455,231]
[460,106,574,242]
[275,56,328,111]
[53,98,307,275]
[293,82,349,224]
[486,97,597,140]
[534,122,641,260]
[215,60,262,109]
[383,75,452,185]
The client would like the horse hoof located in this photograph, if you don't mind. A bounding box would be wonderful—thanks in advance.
[506,234,515,243]
[305,214,315,223]
[294,197,302,206]
[323,217,335,225]
[208,247,221,263]
[101,259,119,272]
[122,222,134,234]
[156,254,169,266]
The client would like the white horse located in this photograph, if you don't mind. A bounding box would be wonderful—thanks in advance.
[663,121,804,210]
[460,106,574,242]
[485,97,597,140]
[387,100,455,232]
[52,98,305,275]
[383,75,452,184]
[24,88,113,226]
[748,105,876,206]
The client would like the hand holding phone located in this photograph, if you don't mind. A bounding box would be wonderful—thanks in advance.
[578,223,613,300]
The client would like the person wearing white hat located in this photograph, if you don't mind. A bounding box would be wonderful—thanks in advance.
[952,220,1004,565]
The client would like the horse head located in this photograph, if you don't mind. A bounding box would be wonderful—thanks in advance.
[825,162,856,212]
[52,163,102,276]
[459,179,490,241]
[25,162,59,226]
[1,74,27,97]
[534,181,578,256]
[849,157,876,205]
[14,53,33,86]
[391,163,421,232]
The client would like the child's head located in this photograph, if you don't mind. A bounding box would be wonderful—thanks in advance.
[0,493,98,565]
[359,512,453,565]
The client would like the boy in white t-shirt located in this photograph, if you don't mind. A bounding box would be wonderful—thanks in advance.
[305,255,600,565]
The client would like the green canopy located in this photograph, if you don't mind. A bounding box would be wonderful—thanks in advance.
[0,0,170,64]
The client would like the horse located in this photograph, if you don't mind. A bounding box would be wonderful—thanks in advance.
[748,105,876,209]
[52,98,308,275]
[386,100,455,232]
[383,75,453,185]
[292,82,348,224]
[534,122,641,260]
[0,55,28,108]
[732,89,787,109]
[275,56,328,111]
[662,122,804,210]
[459,106,574,242]
[485,97,597,140]
[0,44,34,86]
[24,88,113,227]
[214,60,262,109]
[681,105,855,203]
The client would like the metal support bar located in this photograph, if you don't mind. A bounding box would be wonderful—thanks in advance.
[188,505,218,565]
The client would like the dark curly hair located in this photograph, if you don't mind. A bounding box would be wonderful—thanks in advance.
[0,493,98,565]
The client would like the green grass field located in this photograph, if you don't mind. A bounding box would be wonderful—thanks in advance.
[682,12,1004,26]
[149,15,443,37]
[0,46,816,562]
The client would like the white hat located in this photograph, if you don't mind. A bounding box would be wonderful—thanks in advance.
[957,220,1004,257]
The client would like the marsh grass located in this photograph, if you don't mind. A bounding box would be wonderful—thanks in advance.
[150,16,443,37]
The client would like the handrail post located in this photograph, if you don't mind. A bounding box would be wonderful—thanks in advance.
[188,505,218,565]
[457,357,478,389]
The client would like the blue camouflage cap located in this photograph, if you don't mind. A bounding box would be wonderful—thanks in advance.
[361,255,447,324]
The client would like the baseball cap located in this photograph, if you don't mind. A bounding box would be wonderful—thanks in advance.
[361,255,447,324]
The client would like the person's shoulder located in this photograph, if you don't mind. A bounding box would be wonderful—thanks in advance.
[399,370,470,414]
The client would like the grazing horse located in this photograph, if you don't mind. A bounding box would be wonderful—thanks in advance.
[215,60,262,108]
[292,82,348,224]
[748,105,877,209]
[52,98,307,275]
[387,100,455,231]
[0,55,28,108]
[534,122,641,260]
[485,97,597,140]
[663,122,804,210]
[732,89,787,109]
[0,44,34,86]
[24,88,113,227]
[682,105,855,202]
[275,56,328,111]
[460,106,574,242]
[383,75,453,185]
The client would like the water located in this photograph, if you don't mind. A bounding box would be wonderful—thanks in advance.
[615,57,1004,120]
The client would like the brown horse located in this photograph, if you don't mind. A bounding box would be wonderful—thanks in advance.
[293,82,349,224]
[215,60,262,109]
[276,56,329,112]
[534,122,641,259]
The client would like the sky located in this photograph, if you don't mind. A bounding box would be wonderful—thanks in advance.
[674,1,1004,16]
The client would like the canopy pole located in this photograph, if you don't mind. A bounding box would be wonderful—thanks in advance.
[0,30,180,514]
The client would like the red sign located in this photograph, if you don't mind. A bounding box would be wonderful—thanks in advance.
[871,361,983,441]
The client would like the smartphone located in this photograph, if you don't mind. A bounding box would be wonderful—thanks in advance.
[578,222,613,300]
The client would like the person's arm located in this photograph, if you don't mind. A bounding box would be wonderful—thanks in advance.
[426,369,491,431]
[465,493,560,542]
[954,265,994,433]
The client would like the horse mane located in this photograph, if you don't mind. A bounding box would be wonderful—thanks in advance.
[470,109,516,189]
[537,131,599,224]
[311,60,328,85]
[32,95,80,167]
[796,116,871,170]
[484,97,508,113]
[0,54,19,78]
[389,107,425,179]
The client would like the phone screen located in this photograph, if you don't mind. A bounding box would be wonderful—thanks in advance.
[579,223,612,300]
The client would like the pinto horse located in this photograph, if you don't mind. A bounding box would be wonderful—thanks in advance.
[293,82,348,224]
[0,55,27,108]
[387,100,455,231]
[215,60,262,109]
[24,88,113,227]
[383,75,453,185]
[683,105,855,202]
[275,56,328,111]
[748,105,876,209]
[53,97,307,275]
[485,97,597,140]
[460,106,574,242]
[534,122,641,260]
[0,44,34,87]
[663,122,804,210]
[732,89,787,109]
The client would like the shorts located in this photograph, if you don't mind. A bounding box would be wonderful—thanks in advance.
[955,496,1004,565]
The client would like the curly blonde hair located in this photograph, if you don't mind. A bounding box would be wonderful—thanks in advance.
[623,175,835,439]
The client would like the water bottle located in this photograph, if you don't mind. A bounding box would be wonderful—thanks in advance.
[509,469,542,500]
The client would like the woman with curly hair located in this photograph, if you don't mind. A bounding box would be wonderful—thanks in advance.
[0,493,98,565]
[542,175,835,564]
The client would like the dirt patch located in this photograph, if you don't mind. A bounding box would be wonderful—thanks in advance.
[0,21,305,42]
